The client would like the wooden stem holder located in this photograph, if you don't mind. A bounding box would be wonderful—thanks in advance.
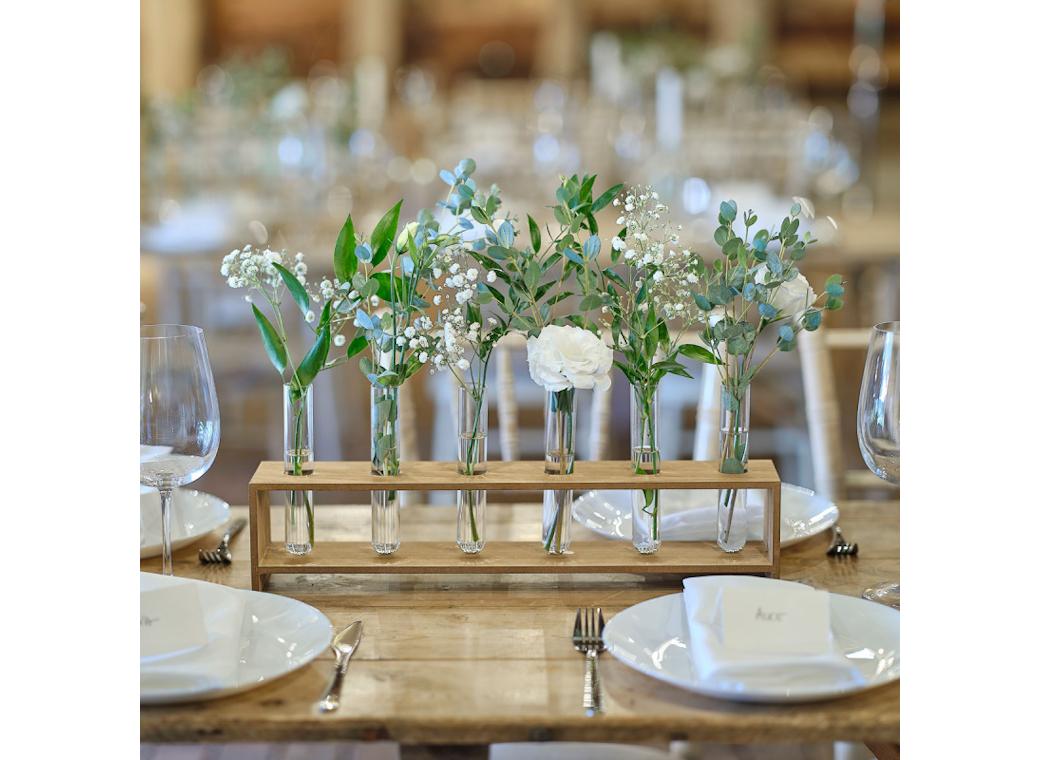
[248,460,781,590]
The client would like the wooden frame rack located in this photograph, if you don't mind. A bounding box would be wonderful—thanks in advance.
[247,460,782,590]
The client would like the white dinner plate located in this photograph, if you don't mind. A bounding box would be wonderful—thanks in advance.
[603,579,900,703]
[573,483,838,547]
[140,573,333,704]
[140,487,231,558]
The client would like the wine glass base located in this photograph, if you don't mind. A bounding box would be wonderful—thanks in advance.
[863,582,900,609]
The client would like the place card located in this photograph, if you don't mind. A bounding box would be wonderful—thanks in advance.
[140,581,208,659]
[718,585,831,655]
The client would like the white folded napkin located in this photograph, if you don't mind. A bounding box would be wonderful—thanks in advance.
[140,573,246,694]
[682,576,865,693]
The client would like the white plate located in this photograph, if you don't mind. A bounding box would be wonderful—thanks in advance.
[140,573,333,704]
[603,580,900,703]
[140,488,231,558]
[573,484,838,547]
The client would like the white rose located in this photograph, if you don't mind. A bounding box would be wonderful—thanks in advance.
[526,325,613,392]
[396,221,420,251]
[755,268,816,318]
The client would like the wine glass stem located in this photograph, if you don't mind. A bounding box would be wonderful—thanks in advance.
[159,487,174,576]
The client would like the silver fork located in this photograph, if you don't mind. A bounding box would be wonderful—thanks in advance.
[199,518,247,564]
[826,525,859,557]
[572,607,605,716]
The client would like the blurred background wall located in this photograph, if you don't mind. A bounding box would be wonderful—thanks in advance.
[140,0,899,506]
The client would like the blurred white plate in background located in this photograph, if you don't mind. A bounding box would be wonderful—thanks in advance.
[572,483,838,547]
[140,487,230,558]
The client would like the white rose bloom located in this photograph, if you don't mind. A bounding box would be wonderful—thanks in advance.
[526,325,613,392]
[754,268,816,318]
[396,221,420,250]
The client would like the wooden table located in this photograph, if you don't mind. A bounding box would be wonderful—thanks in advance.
[140,499,899,752]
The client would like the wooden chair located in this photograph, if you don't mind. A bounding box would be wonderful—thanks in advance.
[797,326,896,502]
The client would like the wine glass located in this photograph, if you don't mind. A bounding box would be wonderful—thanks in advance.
[140,325,220,575]
[857,321,899,607]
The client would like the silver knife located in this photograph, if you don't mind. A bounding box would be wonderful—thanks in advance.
[318,620,363,713]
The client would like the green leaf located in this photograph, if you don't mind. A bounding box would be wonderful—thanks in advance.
[722,237,743,260]
[524,260,541,291]
[372,272,405,303]
[471,206,490,224]
[334,215,357,283]
[718,200,737,224]
[802,309,822,331]
[294,324,330,389]
[527,214,541,253]
[370,200,402,267]
[721,458,746,474]
[582,235,601,258]
[591,183,624,212]
[693,293,713,311]
[766,250,783,276]
[347,332,368,358]
[251,305,288,375]
[272,263,310,315]
[678,344,720,364]
[579,294,603,311]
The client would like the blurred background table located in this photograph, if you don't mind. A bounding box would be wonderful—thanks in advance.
[140,0,900,511]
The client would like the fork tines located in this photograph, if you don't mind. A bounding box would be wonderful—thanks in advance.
[198,547,230,565]
[572,607,605,650]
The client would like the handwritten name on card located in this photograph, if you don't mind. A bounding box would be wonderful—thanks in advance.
[719,585,831,655]
[140,582,208,659]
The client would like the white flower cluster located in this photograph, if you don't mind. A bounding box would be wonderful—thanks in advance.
[425,243,501,375]
[221,245,291,290]
[611,186,701,321]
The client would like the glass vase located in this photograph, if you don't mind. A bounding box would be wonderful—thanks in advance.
[542,387,576,554]
[717,383,751,552]
[283,383,314,555]
[371,385,401,555]
[631,384,662,554]
[456,383,488,553]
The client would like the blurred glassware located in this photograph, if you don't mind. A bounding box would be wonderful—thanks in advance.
[140,325,221,576]
[857,321,899,608]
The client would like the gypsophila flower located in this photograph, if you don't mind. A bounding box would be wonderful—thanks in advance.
[305,310,316,323]
[334,334,346,347]
[486,270,497,283]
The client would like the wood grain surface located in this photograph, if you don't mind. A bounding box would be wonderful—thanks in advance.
[248,459,782,492]
[141,500,900,747]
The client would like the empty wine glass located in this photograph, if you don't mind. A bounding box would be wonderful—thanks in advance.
[140,325,220,575]
[857,321,899,607]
